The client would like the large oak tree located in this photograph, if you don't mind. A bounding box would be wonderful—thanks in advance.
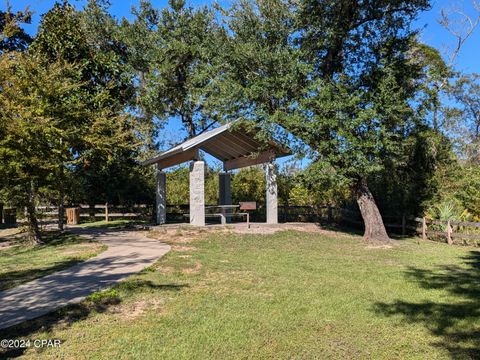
[223,0,431,243]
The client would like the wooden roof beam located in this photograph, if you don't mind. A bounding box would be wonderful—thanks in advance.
[155,148,199,169]
[223,150,276,171]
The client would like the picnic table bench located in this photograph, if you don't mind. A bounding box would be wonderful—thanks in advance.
[205,205,250,227]
[184,203,255,228]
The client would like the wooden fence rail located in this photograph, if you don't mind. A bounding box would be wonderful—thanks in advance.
[414,217,480,244]
[34,204,153,223]
[25,204,480,246]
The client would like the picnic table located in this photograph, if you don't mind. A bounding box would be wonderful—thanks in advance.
[205,205,249,227]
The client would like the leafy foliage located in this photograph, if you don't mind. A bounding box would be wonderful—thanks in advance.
[428,162,480,218]
[0,52,85,241]
[30,1,147,208]
[121,0,225,139]
[220,0,307,123]
[0,5,32,53]
[1,0,479,240]
[232,166,266,205]
[166,166,219,205]
[449,73,480,163]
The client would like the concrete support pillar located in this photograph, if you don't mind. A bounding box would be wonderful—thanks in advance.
[219,172,232,224]
[189,160,205,226]
[265,161,278,224]
[156,164,166,225]
[219,172,232,205]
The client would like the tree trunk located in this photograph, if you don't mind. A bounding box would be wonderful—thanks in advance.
[58,180,65,232]
[58,202,64,231]
[57,153,66,231]
[355,179,390,244]
[26,182,42,244]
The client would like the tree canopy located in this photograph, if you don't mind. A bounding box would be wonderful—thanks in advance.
[0,6,32,53]
[1,0,479,244]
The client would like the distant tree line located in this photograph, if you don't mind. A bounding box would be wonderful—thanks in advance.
[0,0,479,244]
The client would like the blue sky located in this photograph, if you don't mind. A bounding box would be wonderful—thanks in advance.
[7,0,479,73]
[3,0,480,167]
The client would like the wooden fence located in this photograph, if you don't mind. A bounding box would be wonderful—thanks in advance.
[415,217,480,245]
[35,204,153,223]
[281,207,480,244]
[10,204,479,245]
[32,204,414,232]
[277,205,413,233]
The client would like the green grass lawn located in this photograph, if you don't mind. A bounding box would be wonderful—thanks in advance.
[0,231,106,291]
[77,219,146,229]
[1,229,478,359]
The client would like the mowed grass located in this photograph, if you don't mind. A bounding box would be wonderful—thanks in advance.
[77,219,145,229]
[0,231,106,291]
[2,230,479,359]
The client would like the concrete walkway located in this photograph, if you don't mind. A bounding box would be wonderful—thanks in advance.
[0,227,170,330]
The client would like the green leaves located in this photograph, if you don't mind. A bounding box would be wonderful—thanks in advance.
[0,5,32,53]
[121,0,225,138]
[0,52,84,205]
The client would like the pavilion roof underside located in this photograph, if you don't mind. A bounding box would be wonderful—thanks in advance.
[141,122,290,170]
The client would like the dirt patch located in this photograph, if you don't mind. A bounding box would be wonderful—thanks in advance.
[147,222,361,246]
[0,228,26,249]
[324,324,333,333]
[365,244,394,250]
[182,261,202,274]
[0,241,14,249]
[109,298,165,321]
[230,222,325,235]
[120,300,147,320]
[0,227,23,240]
[237,223,341,236]
[156,265,174,273]
[147,226,213,244]
[159,266,174,273]
[149,223,326,239]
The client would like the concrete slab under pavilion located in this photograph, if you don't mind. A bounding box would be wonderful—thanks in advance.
[142,122,290,226]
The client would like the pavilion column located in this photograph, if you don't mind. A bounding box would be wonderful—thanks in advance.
[265,161,278,224]
[219,172,232,224]
[219,172,232,206]
[155,164,166,225]
[190,160,205,226]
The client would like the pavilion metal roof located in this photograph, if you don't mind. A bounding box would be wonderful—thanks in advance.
[141,122,290,170]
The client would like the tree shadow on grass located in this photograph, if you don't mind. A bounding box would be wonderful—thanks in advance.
[0,280,188,358]
[319,222,413,241]
[318,223,365,237]
[0,232,101,291]
[2,230,91,249]
[0,259,82,291]
[374,251,480,359]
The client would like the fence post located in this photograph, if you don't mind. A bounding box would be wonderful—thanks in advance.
[422,217,427,241]
[105,202,109,222]
[402,214,406,236]
[0,202,3,225]
[447,219,453,245]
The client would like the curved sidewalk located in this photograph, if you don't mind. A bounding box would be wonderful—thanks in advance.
[0,228,170,330]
